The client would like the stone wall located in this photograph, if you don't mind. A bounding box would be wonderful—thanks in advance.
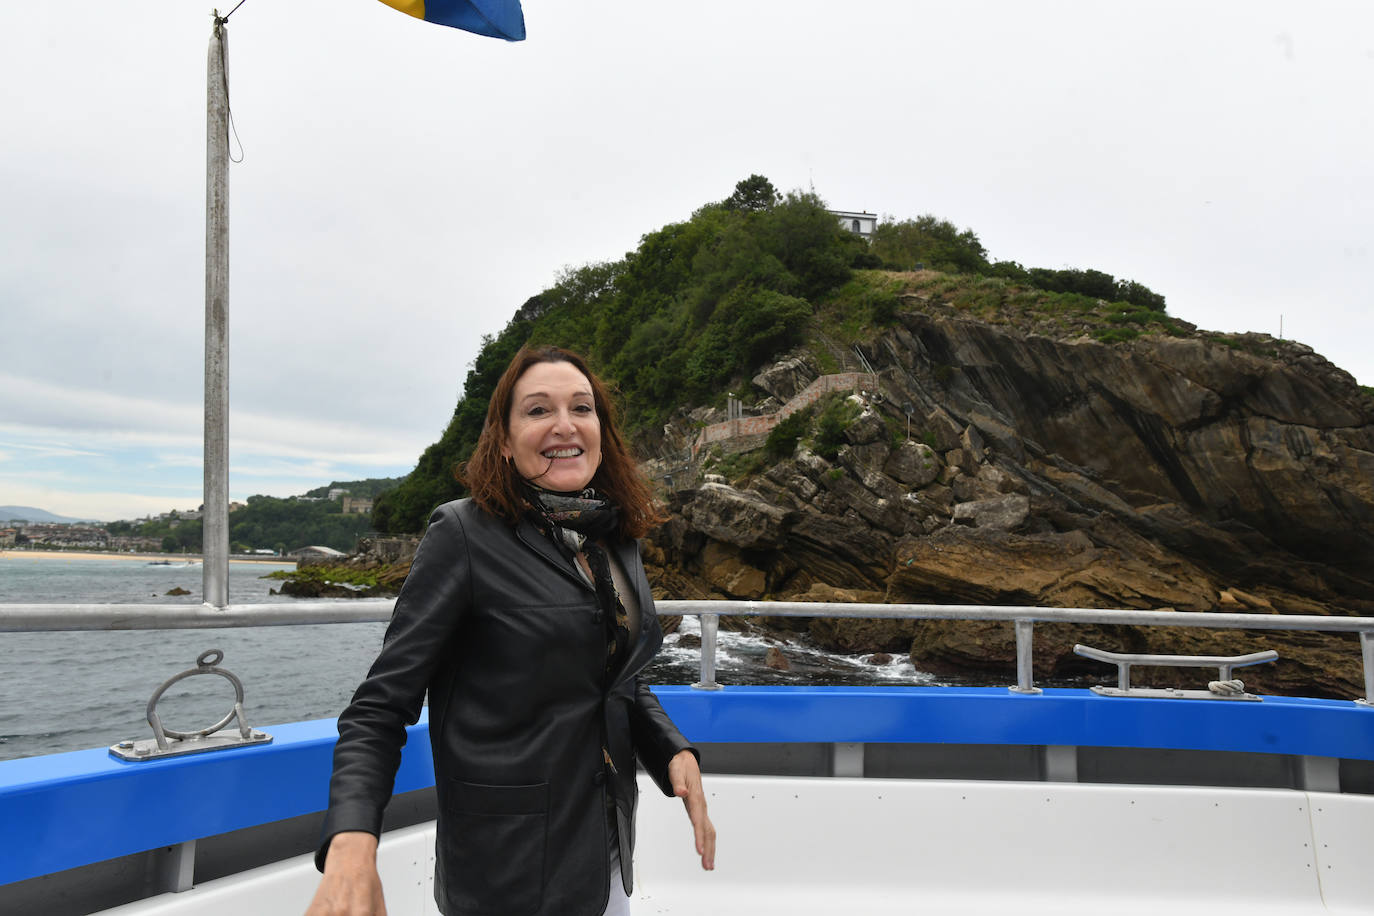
[777,372,879,420]
[695,414,780,449]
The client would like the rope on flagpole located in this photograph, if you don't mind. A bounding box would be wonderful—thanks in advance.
[216,0,248,25]
[211,7,246,163]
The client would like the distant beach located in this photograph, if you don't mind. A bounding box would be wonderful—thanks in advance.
[0,549,294,566]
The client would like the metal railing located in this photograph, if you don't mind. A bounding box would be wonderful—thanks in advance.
[3,598,1372,703]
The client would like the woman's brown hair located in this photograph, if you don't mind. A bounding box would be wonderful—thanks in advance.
[461,346,663,539]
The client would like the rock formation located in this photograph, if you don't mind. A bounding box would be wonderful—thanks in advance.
[646,308,1374,699]
[278,535,419,599]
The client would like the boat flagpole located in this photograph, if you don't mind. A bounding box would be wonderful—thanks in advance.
[204,11,231,608]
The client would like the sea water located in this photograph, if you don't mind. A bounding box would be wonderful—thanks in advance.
[0,554,384,761]
[0,553,933,761]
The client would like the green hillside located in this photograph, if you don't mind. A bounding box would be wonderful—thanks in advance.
[373,176,1168,534]
[106,496,372,555]
[302,477,404,499]
[106,477,397,554]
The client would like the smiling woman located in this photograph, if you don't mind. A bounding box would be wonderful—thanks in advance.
[461,347,661,538]
[503,360,604,493]
[307,346,714,916]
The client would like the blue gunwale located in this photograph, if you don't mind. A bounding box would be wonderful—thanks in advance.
[654,686,1374,759]
[2,686,1372,886]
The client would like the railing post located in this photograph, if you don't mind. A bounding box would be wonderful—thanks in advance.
[150,839,196,893]
[831,743,864,777]
[1009,618,1042,695]
[1359,631,1374,707]
[693,613,722,691]
[1043,745,1078,782]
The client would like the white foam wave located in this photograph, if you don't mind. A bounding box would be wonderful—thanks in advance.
[659,624,939,686]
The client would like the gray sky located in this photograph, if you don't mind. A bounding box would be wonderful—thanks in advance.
[2,1,1371,521]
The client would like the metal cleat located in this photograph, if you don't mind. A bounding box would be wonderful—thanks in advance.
[1074,643,1278,701]
[109,649,272,761]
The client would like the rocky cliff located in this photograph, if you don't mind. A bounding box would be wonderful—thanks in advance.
[645,298,1374,699]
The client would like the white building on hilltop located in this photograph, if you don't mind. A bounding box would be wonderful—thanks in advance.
[830,209,878,241]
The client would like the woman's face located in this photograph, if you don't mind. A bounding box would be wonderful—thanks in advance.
[502,360,603,493]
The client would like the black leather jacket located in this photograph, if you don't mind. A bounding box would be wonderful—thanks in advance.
[316,499,695,916]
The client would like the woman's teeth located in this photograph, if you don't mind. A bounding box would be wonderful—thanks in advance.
[543,448,582,459]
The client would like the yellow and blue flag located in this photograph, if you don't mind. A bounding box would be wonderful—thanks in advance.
[377,0,525,40]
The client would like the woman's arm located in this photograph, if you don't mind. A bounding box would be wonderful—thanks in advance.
[629,677,696,795]
[305,832,386,916]
[630,678,715,870]
[668,748,716,871]
[314,503,472,871]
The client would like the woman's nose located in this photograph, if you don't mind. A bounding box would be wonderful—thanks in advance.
[553,408,576,435]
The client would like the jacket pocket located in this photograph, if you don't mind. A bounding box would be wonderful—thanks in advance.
[441,780,549,914]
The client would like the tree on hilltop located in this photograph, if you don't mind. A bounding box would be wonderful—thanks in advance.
[871,215,990,274]
[723,174,780,213]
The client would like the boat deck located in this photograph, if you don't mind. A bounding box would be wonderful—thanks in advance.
[98,774,1374,915]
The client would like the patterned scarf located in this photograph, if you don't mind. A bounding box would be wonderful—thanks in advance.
[522,486,631,682]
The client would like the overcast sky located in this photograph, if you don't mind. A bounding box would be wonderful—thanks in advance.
[2,1,1370,522]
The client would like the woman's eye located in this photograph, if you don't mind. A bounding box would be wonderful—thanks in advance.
[527,406,548,417]
[573,404,594,414]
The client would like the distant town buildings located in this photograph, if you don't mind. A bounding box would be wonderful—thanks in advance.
[0,519,153,552]
[2,496,371,557]
[326,487,373,515]
[9,524,110,549]
[110,535,165,552]
[830,209,878,241]
[341,496,373,515]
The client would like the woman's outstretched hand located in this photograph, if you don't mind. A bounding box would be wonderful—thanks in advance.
[668,749,716,871]
[305,831,387,915]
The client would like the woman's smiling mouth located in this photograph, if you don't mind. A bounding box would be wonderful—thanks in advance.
[542,447,584,459]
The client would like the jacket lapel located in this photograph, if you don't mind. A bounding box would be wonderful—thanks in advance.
[517,520,659,687]
[515,518,594,593]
